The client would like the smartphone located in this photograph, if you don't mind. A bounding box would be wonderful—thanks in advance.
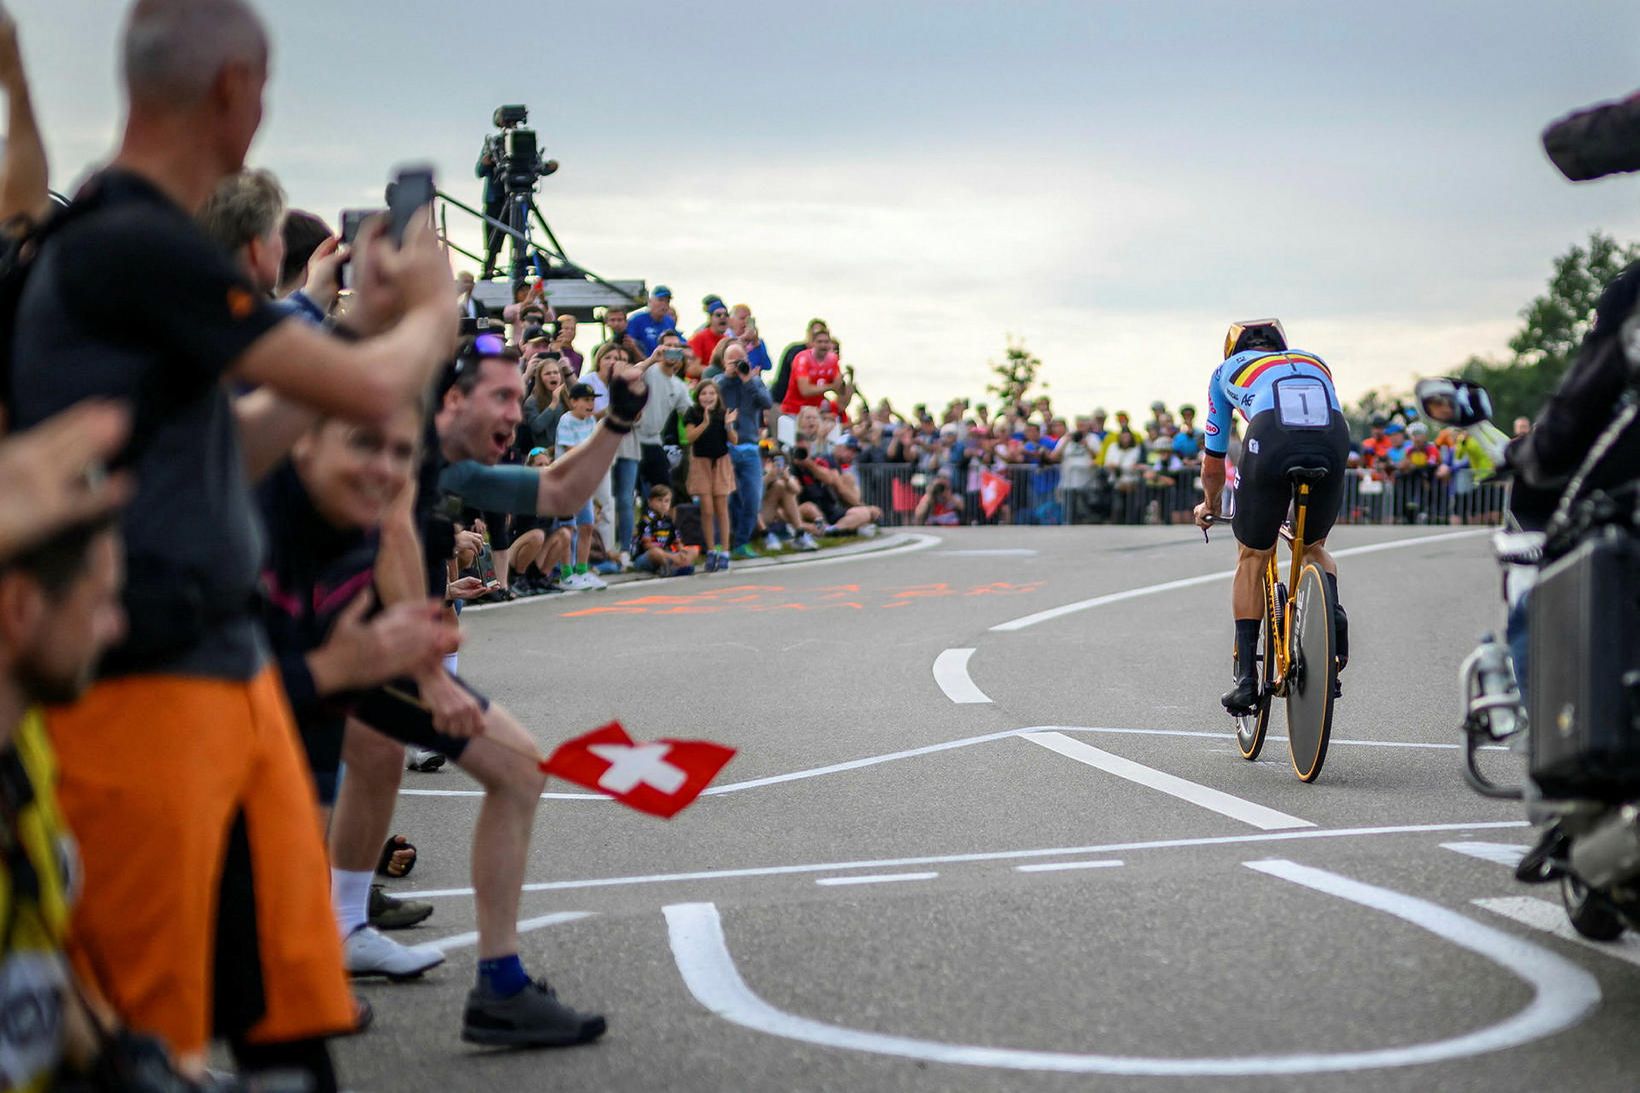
[385,165,436,246]
[337,208,383,290]
[663,347,683,362]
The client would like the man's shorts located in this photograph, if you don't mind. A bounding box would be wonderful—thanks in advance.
[350,672,491,763]
[1232,409,1350,552]
[48,666,352,1056]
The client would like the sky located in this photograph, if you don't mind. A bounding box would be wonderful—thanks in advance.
[10,0,1640,419]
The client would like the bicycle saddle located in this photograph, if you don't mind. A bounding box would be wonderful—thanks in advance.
[1287,466,1330,482]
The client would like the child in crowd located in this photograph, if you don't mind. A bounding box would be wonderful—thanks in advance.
[553,383,607,591]
[633,485,699,576]
[684,380,737,572]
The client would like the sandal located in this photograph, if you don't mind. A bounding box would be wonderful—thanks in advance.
[376,834,417,879]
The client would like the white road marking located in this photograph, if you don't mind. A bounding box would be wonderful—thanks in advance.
[1020,731,1313,831]
[815,872,939,887]
[939,548,1038,557]
[398,724,1501,801]
[1015,859,1124,874]
[1442,841,1531,868]
[990,529,1490,632]
[932,649,991,704]
[403,819,1527,899]
[1474,896,1640,968]
[663,862,1597,1075]
[423,910,592,954]
[460,533,940,612]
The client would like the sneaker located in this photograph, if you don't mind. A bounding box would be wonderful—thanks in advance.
[406,747,445,773]
[560,572,590,590]
[705,551,720,573]
[581,571,608,590]
[461,978,607,1048]
[764,532,784,553]
[1221,675,1260,717]
[671,565,695,576]
[369,884,434,930]
[796,532,819,552]
[618,551,633,571]
[344,926,444,981]
[717,551,731,573]
[858,522,879,538]
[732,544,758,561]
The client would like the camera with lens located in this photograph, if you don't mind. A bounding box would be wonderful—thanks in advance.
[792,446,810,463]
[736,359,752,376]
[487,104,559,195]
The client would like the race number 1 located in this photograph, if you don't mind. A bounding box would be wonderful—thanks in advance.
[1276,378,1330,428]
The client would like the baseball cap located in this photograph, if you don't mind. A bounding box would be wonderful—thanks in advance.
[702,294,725,313]
[651,285,673,299]
[569,382,595,400]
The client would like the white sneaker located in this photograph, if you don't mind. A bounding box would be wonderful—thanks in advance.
[406,746,445,773]
[563,572,595,590]
[858,522,879,538]
[581,571,608,590]
[764,532,784,552]
[618,551,633,571]
[796,532,819,552]
[344,926,445,981]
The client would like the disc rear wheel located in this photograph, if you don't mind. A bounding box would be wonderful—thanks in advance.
[1286,562,1337,782]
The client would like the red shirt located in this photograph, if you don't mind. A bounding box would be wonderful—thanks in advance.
[689,328,726,369]
[781,348,840,415]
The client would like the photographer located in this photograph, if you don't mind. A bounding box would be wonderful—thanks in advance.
[913,475,964,526]
[715,341,773,558]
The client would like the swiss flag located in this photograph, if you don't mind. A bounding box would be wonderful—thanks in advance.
[978,469,1012,518]
[890,477,919,513]
[540,722,736,819]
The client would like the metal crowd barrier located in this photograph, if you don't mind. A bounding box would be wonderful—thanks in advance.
[848,463,1512,528]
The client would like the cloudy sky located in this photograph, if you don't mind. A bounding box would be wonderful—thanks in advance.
[12,0,1640,418]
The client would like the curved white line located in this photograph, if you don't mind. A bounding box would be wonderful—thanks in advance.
[664,861,1598,1076]
[932,648,991,704]
[991,529,1489,632]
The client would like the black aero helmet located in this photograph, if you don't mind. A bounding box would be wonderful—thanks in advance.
[1223,319,1288,359]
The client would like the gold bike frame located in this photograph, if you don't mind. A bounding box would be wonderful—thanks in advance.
[1264,482,1312,687]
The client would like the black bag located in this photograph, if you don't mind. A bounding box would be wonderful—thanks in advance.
[1528,525,1640,799]
[672,502,704,549]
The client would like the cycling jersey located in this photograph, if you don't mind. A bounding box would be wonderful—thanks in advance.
[1203,349,1342,458]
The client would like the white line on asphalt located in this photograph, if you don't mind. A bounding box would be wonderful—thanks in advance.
[1442,841,1531,868]
[1474,896,1640,968]
[460,533,941,612]
[938,549,1038,557]
[663,863,1597,1075]
[403,819,1528,899]
[990,529,1491,632]
[398,724,1502,801]
[815,872,939,887]
[1015,860,1125,874]
[932,649,992,704]
[423,910,593,954]
[1020,731,1313,831]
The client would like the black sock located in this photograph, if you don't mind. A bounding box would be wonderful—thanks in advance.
[1325,571,1341,608]
[1234,619,1260,679]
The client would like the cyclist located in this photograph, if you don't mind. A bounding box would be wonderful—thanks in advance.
[1192,319,1351,714]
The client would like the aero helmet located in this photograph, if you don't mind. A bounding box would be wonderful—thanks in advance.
[1223,318,1288,359]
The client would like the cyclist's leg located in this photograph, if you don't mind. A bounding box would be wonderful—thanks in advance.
[1226,412,1287,712]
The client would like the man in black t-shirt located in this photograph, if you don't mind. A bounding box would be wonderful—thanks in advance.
[4,1,456,1082]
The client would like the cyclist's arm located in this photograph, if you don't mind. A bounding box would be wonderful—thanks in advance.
[1200,453,1228,514]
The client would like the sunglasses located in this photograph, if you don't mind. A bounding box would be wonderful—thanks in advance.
[452,332,509,377]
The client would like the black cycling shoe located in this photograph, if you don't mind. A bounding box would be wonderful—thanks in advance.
[1221,675,1260,716]
[462,979,607,1048]
[369,884,434,930]
[1334,602,1349,674]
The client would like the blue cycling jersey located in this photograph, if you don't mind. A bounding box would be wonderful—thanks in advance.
[1203,348,1341,457]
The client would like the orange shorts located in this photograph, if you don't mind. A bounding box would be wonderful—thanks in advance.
[48,665,352,1056]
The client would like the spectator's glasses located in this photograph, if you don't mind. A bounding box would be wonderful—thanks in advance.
[455,333,508,375]
[712,310,728,319]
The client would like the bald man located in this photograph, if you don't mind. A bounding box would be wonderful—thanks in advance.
[7,1,458,1086]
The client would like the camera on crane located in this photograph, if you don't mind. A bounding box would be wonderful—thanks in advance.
[486,104,559,196]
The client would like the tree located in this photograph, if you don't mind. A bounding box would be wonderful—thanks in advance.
[985,337,1047,410]
[1462,232,1640,423]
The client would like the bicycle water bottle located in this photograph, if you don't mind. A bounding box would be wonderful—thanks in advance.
[1466,631,1522,739]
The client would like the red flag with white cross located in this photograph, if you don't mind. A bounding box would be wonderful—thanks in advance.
[978,469,1011,518]
[540,722,736,819]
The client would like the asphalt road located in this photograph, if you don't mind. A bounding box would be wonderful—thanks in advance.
[334,525,1640,1093]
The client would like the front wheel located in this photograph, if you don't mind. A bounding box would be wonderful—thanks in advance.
[1235,600,1277,760]
[1286,562,1337,782]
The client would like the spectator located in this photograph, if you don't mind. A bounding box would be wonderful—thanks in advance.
[579,341,624,561]
[790,408,882,536]
[635,332,694,495]
[1105,428,1146,520]
[1100,410,1138,463]
[1513,415,1532,439]
[728,303,773,372]
[7,0,459,1078]
[633,484,698,575]
[1088,408,1110,446]
[759,446,821,551]
[600,304,645,363]
[506,447,574,592]
[913,476,965,525]
[553,313,584,376]
[690,298,730,364]
[0,517,212,1088]
[275,208,334,306]
[555,382,607,589]
[456,270,488,320]
[502,280,548,346]
[627,283,676,355]
[1174,404,1205,464]
[715,341,774,559]
[770,318,830,417]
[524,350,572,449]
[684,380,738,572]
